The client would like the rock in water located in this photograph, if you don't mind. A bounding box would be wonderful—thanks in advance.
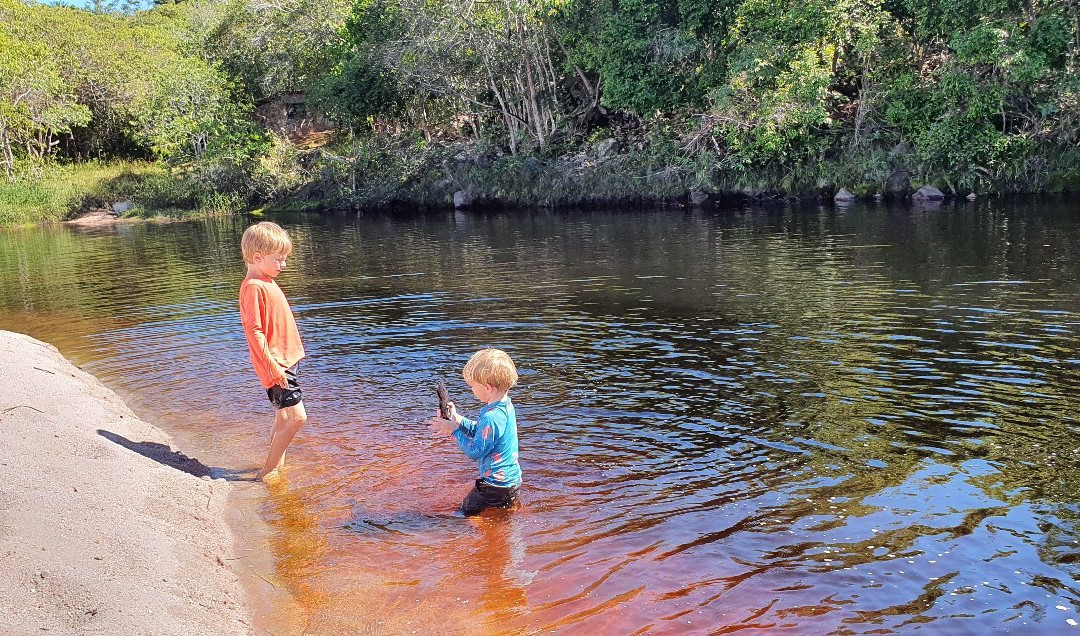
[453,190,474,208]
[912,185,945,201]
[834,188,856,203]
[885,170,911,198]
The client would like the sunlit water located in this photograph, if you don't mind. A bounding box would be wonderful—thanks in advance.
[4,202,1080,633]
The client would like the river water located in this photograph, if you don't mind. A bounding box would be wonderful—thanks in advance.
[3,201,1080,633]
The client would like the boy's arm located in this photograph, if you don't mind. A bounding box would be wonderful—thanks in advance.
[239,283,287,385]
[451,411,501,460]
[457,415,477,436]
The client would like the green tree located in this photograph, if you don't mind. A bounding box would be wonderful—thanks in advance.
[552,0,739,117]
[307,0,405,126]
[0,8,91,179]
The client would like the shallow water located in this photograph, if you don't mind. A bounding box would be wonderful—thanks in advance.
[4,201,1080,633]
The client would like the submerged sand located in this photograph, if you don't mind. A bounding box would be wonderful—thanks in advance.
[0,330,253,634]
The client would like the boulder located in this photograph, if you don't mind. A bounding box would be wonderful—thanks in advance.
[966,192,977,201]
[111,201,134,214]
[833,188,856,203]
[595,137,620,160]
[690,190,709,206]
[885,170,911,197]
[911,185,945,201]
[452,190,474,208]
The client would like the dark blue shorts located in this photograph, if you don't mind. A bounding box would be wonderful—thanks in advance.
[460,479,520,516]
[266,365,302,409]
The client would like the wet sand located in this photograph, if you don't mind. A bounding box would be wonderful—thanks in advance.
[0,330,262,633]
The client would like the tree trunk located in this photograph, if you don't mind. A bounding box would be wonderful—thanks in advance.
[0,121,14,182]
[486,59,518,154]
[518,14,545,147]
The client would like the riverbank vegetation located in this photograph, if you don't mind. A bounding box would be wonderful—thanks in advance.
[2,0,1079,222]
[0,161,241,224]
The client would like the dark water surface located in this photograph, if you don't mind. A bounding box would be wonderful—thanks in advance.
[4,202,1080,633]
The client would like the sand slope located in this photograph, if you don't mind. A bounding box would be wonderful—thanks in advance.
[0,331,251,634]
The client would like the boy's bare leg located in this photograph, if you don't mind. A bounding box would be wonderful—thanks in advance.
[267,424,286,469]
[264,438,285,474]
[257,413,286,480]
[257,401,307,480]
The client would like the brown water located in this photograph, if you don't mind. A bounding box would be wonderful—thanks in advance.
[4,202,1080,633]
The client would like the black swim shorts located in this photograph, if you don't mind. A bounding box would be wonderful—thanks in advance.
[460,479,520,516]
[266,365,302,409]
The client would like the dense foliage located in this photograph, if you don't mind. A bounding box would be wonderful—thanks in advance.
[1,0,1079,216]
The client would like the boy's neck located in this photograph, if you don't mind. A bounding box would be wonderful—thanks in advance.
[245,264,266,279]
[485,391,509,405]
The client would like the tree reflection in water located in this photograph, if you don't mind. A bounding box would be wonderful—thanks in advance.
[4,201,1080,631]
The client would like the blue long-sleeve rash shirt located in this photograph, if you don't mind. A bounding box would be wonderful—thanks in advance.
[453,397,521,487]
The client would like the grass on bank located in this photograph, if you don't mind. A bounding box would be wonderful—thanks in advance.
[0,161,245,226]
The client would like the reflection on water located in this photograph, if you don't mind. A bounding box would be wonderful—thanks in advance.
[4,201,1080,632]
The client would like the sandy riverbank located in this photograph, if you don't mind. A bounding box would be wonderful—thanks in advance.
[0,330,254,634]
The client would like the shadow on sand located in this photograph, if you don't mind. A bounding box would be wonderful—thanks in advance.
[96,429,258,481]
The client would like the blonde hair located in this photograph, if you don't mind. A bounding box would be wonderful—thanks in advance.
[463,348,518,391]
[241,221,293,263]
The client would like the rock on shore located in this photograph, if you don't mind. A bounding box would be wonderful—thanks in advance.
[0,331,251,634]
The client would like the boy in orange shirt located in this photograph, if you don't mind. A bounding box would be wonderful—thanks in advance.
[239,221,308,481]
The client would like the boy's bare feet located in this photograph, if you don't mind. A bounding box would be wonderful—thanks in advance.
[255,467,280,481]
[254,451,287,482]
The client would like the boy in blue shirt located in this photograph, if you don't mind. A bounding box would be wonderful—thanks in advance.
[428,349,522,515]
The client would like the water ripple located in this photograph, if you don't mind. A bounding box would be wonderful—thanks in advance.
[4,205,1080,632]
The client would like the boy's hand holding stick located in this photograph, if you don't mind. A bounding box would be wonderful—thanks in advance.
[437,381,452,420]
[428,381,460,437]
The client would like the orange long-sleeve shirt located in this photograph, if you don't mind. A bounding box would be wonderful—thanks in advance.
[239,276,306,389]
